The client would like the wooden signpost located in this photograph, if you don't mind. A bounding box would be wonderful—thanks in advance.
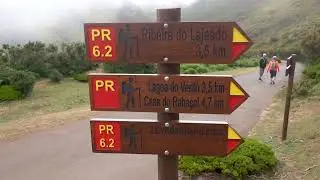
[83,7,253,180]
[282,54,297,141]
[90,118,243,156]
[84,22,252,64]
[88,73,249,114]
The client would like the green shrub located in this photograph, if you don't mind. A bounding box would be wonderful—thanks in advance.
[181,64,210,74]
[293,62,320,97]
[303,63,320,81]
[231,58,259,68]
[1,42,97,78]
[0,66,36,97]
[183,68,198,74]
[300,23,320,59]
[9,70,36,97]
[49,69,63,83]
[214,64,231,71]
[104,64,155,74]
[179,138,277,179]
[73,73,88,82]
[0,85,22,101]
[180,58,258,75]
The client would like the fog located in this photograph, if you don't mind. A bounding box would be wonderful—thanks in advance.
[0,0,196,44]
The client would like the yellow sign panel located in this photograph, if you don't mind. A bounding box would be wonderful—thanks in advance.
[228,126,241,140]
[233,27,249,43]
[230,82,245,96]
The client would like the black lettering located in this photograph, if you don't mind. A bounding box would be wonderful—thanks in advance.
[168,31,173,40]
[214,99,224,109]
[150,126,226,137]
[141,28,174,41]
[144,96,161,107]
[162,97,167,106]
[212,44,226,57]
[177,28,182,40]
[150,83,169,94]
[172,96,200,109]
[180,81,200,92]
[222,29,227,40]
[142,28,148,40]
[201,82,207,93]
[214,82,225,93]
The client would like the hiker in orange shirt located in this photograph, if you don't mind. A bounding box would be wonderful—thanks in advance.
[266,56,280,84]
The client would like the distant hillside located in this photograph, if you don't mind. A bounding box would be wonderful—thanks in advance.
[241,0,320,55]
[182,0,320,56]
[182,0,269,22]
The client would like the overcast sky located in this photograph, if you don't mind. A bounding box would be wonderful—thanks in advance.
[0,0,195,28]
[0,0,196,44]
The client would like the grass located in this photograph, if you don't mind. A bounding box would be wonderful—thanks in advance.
[248,88,320,179]
[181,58,259,75]
[0,78,89,123]
[207,67,257,76]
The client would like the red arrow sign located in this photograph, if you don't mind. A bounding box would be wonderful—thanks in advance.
[90,119,243,156]
[84,22,253,64]
[88,73,249,114]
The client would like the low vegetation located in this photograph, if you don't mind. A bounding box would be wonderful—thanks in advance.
[0,78,89,123]
[181,57,259,74]
[0,42,97,101]
[73,73,88,82]
[179,138,277,179]
[102,57,259,75]
[0,42,96,78]
[49,69,64,83]
[0,66,36,100]
[293,59,320,97]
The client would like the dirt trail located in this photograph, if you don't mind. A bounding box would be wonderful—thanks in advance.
[0,63,303,180]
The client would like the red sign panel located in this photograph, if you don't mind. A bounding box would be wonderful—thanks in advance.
[90,119,243,156]
[90,75,120,109]
[85,26,118,62]
[91,121,121,152]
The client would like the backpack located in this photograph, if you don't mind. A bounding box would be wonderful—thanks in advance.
[270,61,277,70]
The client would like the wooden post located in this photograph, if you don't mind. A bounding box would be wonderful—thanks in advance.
[156,8,181,180]
[282,54,296,141]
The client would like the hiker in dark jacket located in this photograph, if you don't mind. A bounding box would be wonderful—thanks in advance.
[259,53,268,81]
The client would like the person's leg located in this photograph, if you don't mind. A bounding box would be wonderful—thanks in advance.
[270,71,276,84]
[259,68,263,80]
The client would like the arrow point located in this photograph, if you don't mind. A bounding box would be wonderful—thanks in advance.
[229,95,247,111]
[227,126,243,154]
[227,139,242,153]
[232,43,250,61]
[229,81,248,112]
